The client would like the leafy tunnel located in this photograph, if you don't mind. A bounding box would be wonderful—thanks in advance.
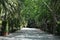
[0,0,60,36]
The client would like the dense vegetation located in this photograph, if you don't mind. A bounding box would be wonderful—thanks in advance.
[0,0,60,36]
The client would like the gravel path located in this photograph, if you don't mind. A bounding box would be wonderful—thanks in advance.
[0,28,60,40]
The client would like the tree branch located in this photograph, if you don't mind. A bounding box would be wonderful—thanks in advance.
[42,0,53,12]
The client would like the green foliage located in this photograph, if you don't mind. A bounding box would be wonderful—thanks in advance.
[20,0,60,34]
[0,0,60,35]
[0,0,21,33]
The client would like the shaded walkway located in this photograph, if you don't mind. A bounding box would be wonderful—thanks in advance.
[0,28,60,40]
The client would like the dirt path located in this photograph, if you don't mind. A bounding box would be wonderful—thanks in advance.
[0,28,60,40]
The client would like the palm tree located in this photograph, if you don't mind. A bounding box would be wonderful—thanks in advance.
[0,0,21,36]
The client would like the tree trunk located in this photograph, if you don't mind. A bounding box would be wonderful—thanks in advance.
[43,0,57,34]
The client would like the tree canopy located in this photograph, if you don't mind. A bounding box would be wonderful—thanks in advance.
[0,0,60,36]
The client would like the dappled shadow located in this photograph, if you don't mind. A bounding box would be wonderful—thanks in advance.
[5,28,60,40]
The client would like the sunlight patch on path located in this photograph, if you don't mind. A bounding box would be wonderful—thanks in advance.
[21,28,40,30]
